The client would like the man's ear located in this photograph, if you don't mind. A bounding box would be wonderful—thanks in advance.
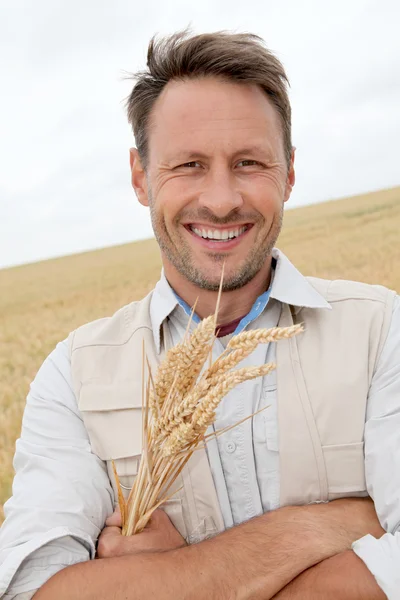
[284,147,296,204]
[130,148,149,207]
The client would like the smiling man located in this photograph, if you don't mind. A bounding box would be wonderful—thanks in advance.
[131,74,293,323]
[1,31,400,600]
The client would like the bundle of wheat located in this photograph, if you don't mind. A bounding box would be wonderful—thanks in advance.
[113,310,302,536]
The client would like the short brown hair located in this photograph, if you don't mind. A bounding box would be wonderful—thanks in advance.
[126,30,292,169]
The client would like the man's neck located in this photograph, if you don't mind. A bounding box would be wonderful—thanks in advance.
[163,258,273,326]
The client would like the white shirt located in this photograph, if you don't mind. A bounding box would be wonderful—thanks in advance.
[1,249,400,599]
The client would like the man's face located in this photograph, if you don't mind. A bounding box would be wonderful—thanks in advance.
[132,77,295,291]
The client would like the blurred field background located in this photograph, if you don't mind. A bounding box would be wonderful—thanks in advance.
[1,185,399,523]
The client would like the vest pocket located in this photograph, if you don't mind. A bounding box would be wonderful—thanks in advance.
[79,383,144,504]
[322,442,367,497]
[79,383,144,460]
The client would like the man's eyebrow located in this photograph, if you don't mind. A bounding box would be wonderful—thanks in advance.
[232,145,272,157]
[164,151,209,163]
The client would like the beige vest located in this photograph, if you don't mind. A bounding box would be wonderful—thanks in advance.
[69,278,395,543]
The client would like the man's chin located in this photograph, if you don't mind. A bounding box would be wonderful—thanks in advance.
[186,265,252,293]
[189,275,224,293]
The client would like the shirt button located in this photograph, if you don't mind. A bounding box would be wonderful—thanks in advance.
[226,441,236,454]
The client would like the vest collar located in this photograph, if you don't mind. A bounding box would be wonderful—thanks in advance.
[150,249,331,352]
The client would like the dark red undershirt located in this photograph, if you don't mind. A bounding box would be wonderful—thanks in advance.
[216,316,246,337]
[214,257,276,338]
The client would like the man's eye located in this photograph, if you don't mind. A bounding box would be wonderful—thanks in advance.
[237,160,261,167]
[181,161,201,168]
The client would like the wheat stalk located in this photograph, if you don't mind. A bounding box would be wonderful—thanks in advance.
[113,299,303,536]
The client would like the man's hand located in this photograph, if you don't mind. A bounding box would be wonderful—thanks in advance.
[97,508,187,559]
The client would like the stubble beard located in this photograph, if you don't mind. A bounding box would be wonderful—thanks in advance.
[149,200,283,292]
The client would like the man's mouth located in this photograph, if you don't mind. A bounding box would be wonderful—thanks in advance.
[187,224,250,242]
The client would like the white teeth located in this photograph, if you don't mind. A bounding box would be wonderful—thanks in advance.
[190,225,247,240]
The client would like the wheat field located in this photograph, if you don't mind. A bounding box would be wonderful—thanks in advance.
[1,186,399,523]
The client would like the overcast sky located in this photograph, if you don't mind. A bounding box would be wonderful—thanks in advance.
[1,0,399,269]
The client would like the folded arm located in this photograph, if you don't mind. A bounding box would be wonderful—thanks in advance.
[32,497,385,600]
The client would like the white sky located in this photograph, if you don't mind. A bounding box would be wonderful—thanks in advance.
[1,0,399,269]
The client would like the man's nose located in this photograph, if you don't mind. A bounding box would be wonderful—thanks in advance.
[198,172,243,218]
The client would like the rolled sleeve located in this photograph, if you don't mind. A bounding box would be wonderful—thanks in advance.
[353,533,400,600]
[1,532,94,598]
[0,340,114,598]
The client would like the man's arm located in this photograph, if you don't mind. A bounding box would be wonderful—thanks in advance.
[0,340,114,598]
[273,550,385,599]
[33,499,385,600]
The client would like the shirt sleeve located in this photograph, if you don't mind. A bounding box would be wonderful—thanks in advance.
[0,339,114,598]
[352,295,400,600]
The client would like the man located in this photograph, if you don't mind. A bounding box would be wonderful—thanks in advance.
[0,30,399,599]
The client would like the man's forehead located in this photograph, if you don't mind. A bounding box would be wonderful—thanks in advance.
[150,77,280,129]
[147,77,282,157]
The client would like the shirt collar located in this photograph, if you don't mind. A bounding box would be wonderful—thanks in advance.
[270,248,331,312]
[150,269,180,353]
[150,249,331,352]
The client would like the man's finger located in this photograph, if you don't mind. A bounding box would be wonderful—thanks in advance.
[99,525,122,539]
[147,508,169,529]
[96,525,124,559]
[105,507,122,527]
